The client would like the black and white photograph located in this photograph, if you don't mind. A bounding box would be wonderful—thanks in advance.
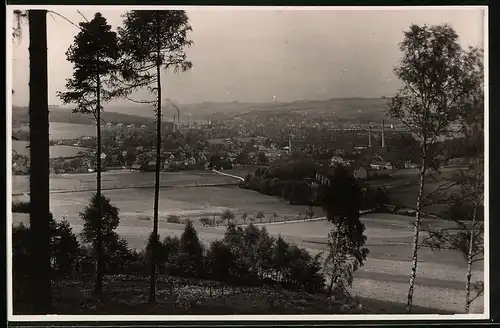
[8,5,488,321]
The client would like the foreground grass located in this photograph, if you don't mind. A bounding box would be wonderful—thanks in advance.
[16,274,346,315]
[15,274,455,315]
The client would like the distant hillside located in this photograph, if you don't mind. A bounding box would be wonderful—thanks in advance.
[12,106,158,128]
[162,98,395,123]
[12,97,396,127]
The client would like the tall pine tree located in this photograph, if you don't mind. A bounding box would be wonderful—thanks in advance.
[116,10,193,303]
[57,12,120,294]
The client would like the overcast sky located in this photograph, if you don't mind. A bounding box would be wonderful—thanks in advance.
[10,6,485,106]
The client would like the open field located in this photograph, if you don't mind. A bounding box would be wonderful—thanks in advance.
[12,140,91,159]
[11,170,240,195]
[13,185,323,222]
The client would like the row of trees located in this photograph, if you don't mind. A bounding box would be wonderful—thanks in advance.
[241,161,390,210]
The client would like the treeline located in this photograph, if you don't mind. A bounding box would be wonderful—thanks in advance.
[12,197,333,312]
[240,159,390,210]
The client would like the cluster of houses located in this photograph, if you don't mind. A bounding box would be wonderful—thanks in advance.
[104,122,148,129]
[129,146,212,172]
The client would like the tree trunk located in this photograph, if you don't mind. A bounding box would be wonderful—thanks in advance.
[95,54,103,295]
[327,274,335,297]
[148,16,161,304]
[28,9,52,314]
[464,204,477,313]
[406,162,427,313]
[327,229,340,297]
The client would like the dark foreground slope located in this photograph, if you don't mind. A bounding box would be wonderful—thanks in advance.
[15,274,455,315]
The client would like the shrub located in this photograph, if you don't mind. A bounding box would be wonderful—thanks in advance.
[221,209,236,226]
[282,180,294,199]
[179,220,205,278]
[107,236,137,274]
[288,181,312,205]
[205,240,235,283]
[160,236,182,275]
[166,214,182,224]
[268,178,285,196]
[80,194,120,248]
[256,212,265,223]
[50,219,81,277]
[12,214,83,283]
[12,201,30,213]
[200,217,212,227]
[258,178,272,194]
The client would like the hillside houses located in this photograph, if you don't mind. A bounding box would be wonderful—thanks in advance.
[369,161,393,171]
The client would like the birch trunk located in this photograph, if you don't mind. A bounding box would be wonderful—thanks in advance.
[464,204,477,313]
[406,161,426,313]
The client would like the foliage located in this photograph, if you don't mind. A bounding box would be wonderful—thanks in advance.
[57,12,120,114]
[13,214,81,282]
[305,206,314,219]
[179,220,205,278]
[200,217,213,227]
[241,212,248,225]
[205,240,235,283]
[166,214,181,224]
[361,186,390,211]
[50,219,81,276]
[321,165,369,299]
[241,160,319,204]
[115,10,193,102]
[271,212,279,222]
[389,24,483,148]
[79,193,123,276]
[221,209,235,226]
[12,201,31,213]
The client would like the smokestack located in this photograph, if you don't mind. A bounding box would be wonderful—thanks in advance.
[173,114,177,132]
[288,130,292,154]
[177,107,180,128]
[381,120,385,148]
[368,125,372,148]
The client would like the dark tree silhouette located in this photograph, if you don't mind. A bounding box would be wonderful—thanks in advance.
[27,9,52,314]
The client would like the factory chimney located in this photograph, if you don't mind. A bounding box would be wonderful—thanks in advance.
[177,107,180,128]
[173,114,177,132]
[288,130,293,154]
[381,119,385,148]
[368,125,372,148]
